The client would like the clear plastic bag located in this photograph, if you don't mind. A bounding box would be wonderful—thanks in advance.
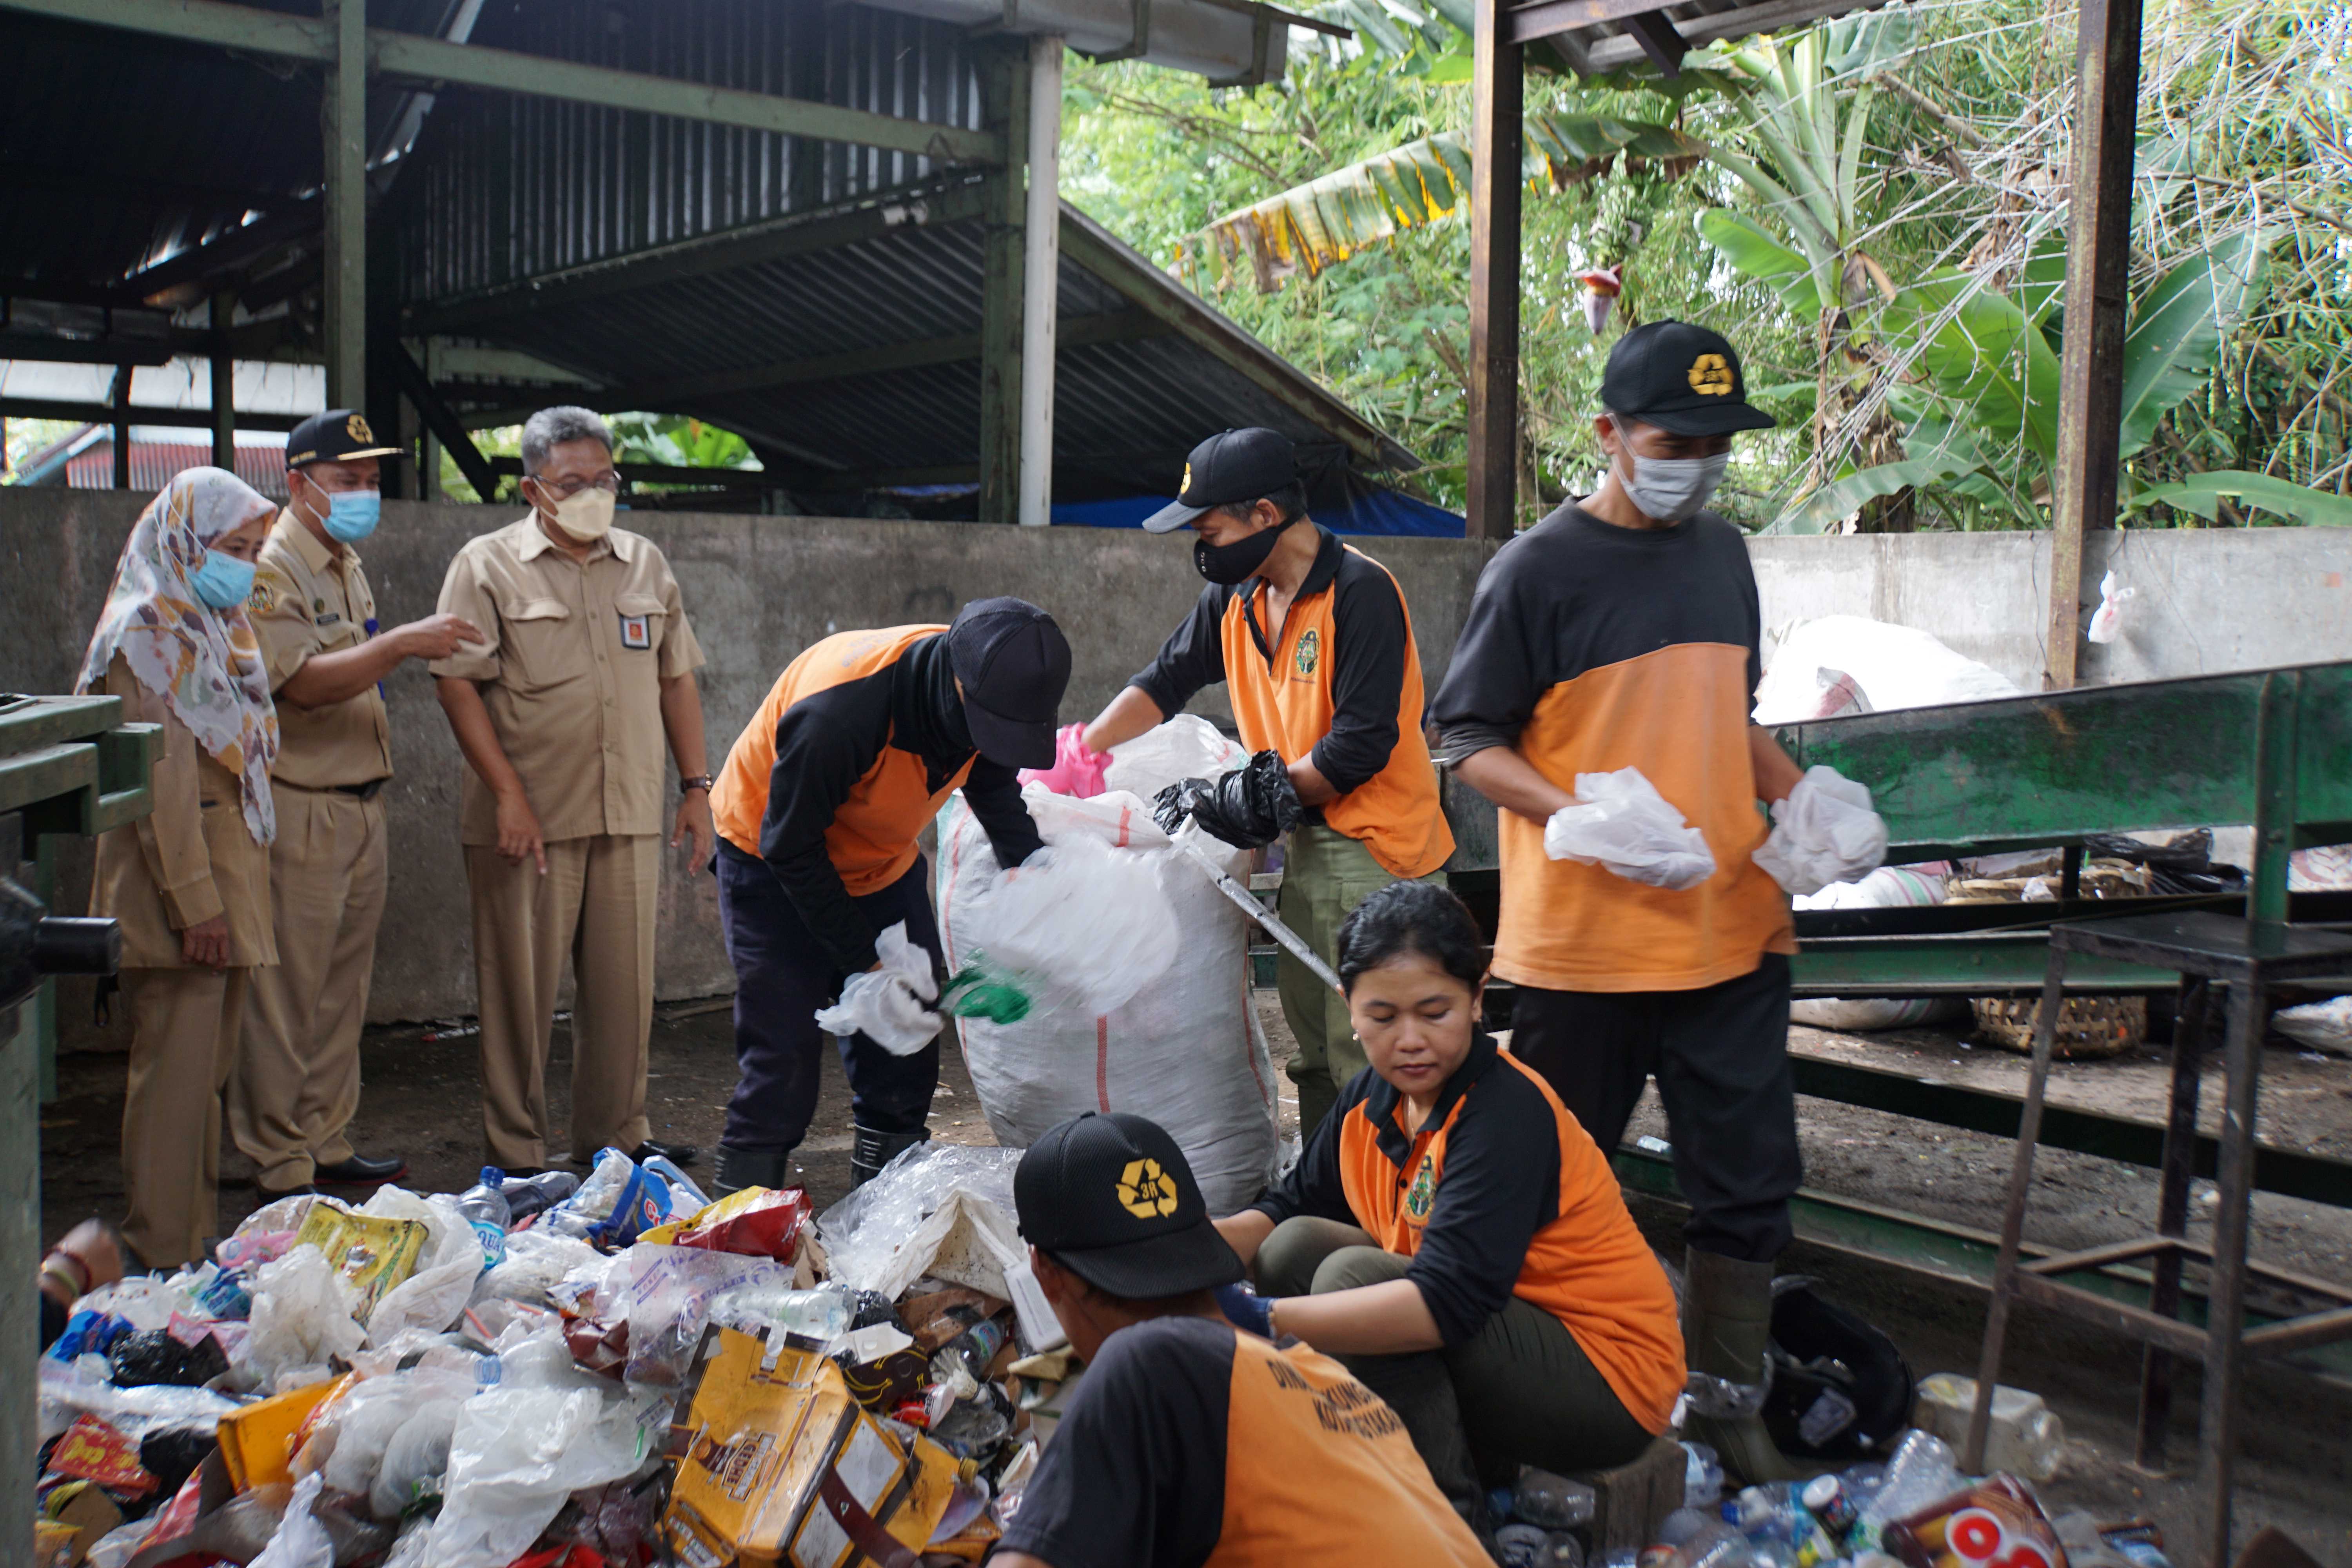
[425,1386,657,1568]
[250,1472,335,1568]
[619,1245,789,1388]
[241,1243,367,1392]
[1100,713,1244,801]
[958,833,1177,1020]
[817,1143,1024,1298]
[471,1227,603,1309]
[363,1188,486,1344]
[1753,766,1888,896]
[1543,768,1717,890]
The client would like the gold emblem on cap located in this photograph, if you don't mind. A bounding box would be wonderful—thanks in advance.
[1116,1158,1180,1220]
[1688,354,1735,396]
[346,413,376,443]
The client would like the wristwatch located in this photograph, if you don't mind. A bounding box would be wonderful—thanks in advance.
[679,774,714,794]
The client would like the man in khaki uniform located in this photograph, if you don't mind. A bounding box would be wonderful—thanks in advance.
[234,410,487,1199]
[432,406,713,1174]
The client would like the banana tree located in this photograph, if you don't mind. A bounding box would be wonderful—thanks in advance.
[1766,226,2352,532]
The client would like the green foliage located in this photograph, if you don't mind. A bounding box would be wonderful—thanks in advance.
[606,411,759,472]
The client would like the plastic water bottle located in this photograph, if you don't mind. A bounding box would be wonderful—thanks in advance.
[1669,1519,1755,1568]
[495,1168,579,1223]
[454,1167,513,1267]
[1513,1470,1598,1530]
[1730,1481,1808,1540]
[1682,1441,1725,1508]
[1861,1430,1959,1525]
[642,1154,710,1216]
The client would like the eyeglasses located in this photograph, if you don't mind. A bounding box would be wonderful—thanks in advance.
[529,472,625,499]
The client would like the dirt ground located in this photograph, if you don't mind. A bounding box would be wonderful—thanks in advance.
[37,998,2352,1561]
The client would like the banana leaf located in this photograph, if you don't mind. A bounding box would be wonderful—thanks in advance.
[1697,209,1821,320]
[2124,470,2352,526]
[1880,270,2061,464]
[2116,229,2271,458]
[1188,116,1706,291]
[1764,451,1980,535]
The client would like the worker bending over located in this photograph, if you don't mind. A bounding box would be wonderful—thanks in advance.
[1081,427,1453,1136]
[706,599,1069,1194]
[1429,321,1809,1481]
[234,410,483,1199]
[993,1110,1488,1568]
[1213,881,1684,1529]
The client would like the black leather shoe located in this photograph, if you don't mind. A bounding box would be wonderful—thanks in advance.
[315,1154,407,1186]
[628,1138,699,1168]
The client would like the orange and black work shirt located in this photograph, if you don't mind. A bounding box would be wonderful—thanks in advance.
[1130,526,1453,879]
[1429,504,1794,993]
[710,625,1042,975]
[993,1315,1488,1568]
[1252,1033,1686,1435]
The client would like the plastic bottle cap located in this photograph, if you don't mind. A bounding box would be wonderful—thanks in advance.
[1802,1476,1839,1508]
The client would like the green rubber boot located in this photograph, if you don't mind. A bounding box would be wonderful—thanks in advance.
[1681,1248,1805,1486]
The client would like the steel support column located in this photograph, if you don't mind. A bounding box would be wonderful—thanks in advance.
[977,44,1032,528]
[1467,0,1523,541]
[1018,35,1065,528]
[322,0,367,412]
[2044,0,2142,690]
[209,289,236,471]
[109,365,131,490]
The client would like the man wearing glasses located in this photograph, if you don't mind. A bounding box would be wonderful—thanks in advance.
[431,405,713,1175]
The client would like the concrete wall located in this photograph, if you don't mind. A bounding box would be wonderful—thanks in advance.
[1748,527,2352,692]
[1,489,1495,1026]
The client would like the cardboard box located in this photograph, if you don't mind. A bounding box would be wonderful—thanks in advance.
[662,1327,958,1568]
[216,1376,347,1491]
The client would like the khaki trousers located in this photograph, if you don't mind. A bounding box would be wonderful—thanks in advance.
[122,966,248,1269]
[1277,824,1443,1138]
[231,787,386,1189]
[466,834,657,1168]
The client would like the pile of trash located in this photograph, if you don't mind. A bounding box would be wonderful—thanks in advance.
[1501,1417,2167,1568]
[35,1142,1065,1567]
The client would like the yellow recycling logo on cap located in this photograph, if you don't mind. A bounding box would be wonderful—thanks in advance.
[346,413,377,444]
[1117,1158,1180,1219]
[1688,354,1735,397]
[1181,461,1194,497]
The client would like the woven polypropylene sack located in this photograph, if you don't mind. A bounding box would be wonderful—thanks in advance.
[937,785,1279,1213]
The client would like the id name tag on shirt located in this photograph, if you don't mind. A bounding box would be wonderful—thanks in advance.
[619,611,652,650]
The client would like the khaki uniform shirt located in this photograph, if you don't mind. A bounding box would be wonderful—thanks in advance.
[89,655,278,969]
[247,510,394,789]
[429,516,705,846]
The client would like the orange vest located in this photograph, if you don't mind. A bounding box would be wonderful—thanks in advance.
[710,625,974,895]
[1334,1051,1686,1434]
[1219,548,1453,879]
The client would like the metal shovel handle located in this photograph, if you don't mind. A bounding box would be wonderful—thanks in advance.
[1177,840,1344,994]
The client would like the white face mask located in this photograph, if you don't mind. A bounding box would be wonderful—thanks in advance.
[1609,421,1730,523]
[546,485,616,542]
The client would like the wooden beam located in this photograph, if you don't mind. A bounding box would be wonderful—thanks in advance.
[404,180,990,336]
[1504,0,1682,46]
[0,0,1001,165]
[1576,0,1885,73]
[486,457,779,490]
[108,367,131,490]
[1623,8,1686,74]
[0,397,301,433]
[976,43,1030,529]
[322,0,367,412]
[1466,0,1523,540]
[0,334,175,367]
[386,339,499,503]
[209,289,235,470]
[2044,0,2141,691]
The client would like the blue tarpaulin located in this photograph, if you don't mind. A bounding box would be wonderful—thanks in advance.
[1051,486,1465,538]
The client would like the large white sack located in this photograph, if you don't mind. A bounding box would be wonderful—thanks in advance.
[938,783,1279,1213]
[1101,711,1246,800]
[1755,615,2022,724]
[1788,866,1967,1031]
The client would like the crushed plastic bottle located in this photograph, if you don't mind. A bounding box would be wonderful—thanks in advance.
[1668,1519,1755,1568]
[1911,1374,2065,1483]
[1729,1481,1808,1541]
[1513,1469,1597,1530]
[453,1168,513,1268]
[1860,1430,1959,1526]
[1499,1524,1587,1567]
[1658,1507,1719,1548]
[1684,1368,1770,1419]
[493,1168,579,1224]
[708,1281,855,1342]
[1681,1440,1724,1509]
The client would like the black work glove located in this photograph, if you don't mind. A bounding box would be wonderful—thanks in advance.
[1152,750,1304,849]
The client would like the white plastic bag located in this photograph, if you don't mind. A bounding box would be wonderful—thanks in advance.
[243,1244,367,1391]
[818,1143,1026,1298]
[425,1387,653,1568]
[2275,995,2352,1057]
[1789,867,1967,1031]
[936,784,1278,1213]
[959,833,1177,1020]
[2085,569,2137,645]
[815,920,942,1055]
[471,1227,602,1308]
[1753,765,1889,896]
[1754,615,2023,722]
[619,1245,788,1387]
[250,1472,335,1568]
[1100,713,1245,800]
[1543,768,1717,890]
[364,1189,485,1344]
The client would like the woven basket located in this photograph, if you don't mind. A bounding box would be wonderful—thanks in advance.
[1971,994,2147,1059]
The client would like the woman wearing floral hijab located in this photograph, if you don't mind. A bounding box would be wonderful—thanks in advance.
[79,467,282,1267]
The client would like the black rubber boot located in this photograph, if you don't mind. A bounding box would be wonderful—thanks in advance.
[851,1125,929,1187]
[710,1144,792,1199]
[1681,1247,1805,1485]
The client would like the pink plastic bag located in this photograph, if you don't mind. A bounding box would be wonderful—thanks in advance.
[1018,723,1110,799]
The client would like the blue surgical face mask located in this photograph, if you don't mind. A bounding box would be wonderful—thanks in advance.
[190,549,257,610]
[323,488,381,543]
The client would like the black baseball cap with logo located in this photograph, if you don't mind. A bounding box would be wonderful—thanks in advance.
[1600,321,1777,437]
[1140,427,1298,534]
[1015,1112,1245,1299]
[284,408,403,469]
[945,597,1071,771]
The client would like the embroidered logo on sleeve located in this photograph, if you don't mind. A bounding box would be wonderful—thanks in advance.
[619,611,652,650]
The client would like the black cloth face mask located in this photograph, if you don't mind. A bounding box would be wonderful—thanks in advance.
[1193,510,1298,586]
